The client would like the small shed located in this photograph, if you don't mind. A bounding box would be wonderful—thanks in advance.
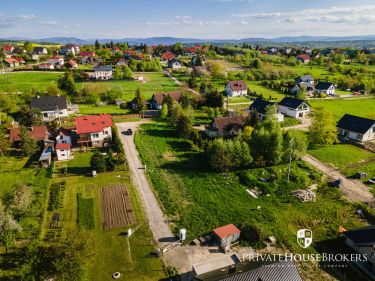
[213,224,241,247]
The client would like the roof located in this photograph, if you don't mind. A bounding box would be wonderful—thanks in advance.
[2,45,14,52]
[4,58,17,64]
[152,92,182,105]
[296,54,310,61]
[56,143,71,150]
[30,96,68,111]
[213,116,245,133]
[80,51,95,57]
[9,126,48,142]
[337,114,375,134]
[227,80,247,91]
[193,254,241,276]
[56,128,72,137]
[315,81,334,90]
[94,65,113,72]
[278,97,309,109]
[33,46,46,51]
[161,52,175,60]
[66,60,77,66]
[249,98,276,115]
[76,115,112,134]
[345,225,375,246]
[50,56,63,60]
[219,260,303,281]
[213,224,241,239]
[296,75,313,83]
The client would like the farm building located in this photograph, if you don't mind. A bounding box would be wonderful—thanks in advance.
[337,114,375,142]
[278,97,310,119]
[248,98,284,122]
[213,224,241,247]
[205,115,245,138]
[225,80,248,97]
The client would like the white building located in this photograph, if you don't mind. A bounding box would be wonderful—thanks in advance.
[278,97,310,119]
[56,143,71,161]
[94,65,113,80]
[337,114,375,142]
[248,98,284,122]
[76,115,113,147]
[48,56,64,67]
[30,96,69,122]
[315,82,335,96]
[225,80,248,97]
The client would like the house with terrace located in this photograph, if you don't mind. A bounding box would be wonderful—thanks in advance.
[337,114,375,142]
[248,98,284,122]
[205,115,245,138]
[76,115,112,147]
[278,97,310,119]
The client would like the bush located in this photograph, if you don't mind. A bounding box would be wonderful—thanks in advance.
[90,152,106,172]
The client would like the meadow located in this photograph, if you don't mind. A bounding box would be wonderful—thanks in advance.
[134,122,370,253]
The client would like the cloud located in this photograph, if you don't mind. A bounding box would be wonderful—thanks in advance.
[0,13,35,28]
[39,20,69,28]
[232,5,375,24]
[147,16,230,27]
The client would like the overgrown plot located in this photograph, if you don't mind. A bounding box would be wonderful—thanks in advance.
[77,193,95,229]
[100,184,135,230]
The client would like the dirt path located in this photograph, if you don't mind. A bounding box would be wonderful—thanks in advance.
[283,116,311,131]
[116,121,175,247]
[303,154,375,205]
[163,70,200,95]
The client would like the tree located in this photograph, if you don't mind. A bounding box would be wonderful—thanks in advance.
[171,42,184,56]
[114,66,123,80]
[0,130,10,160]
[176,112,192,138]
[308,107,338,145]
[251,58,262,69]
[209,61,226,79]
[90,151,106,172]
[95,39,101,50]
[160,104,168,118]
[180,93,190,109]
[164,94,174,116]
[23,41,33,53]
[19,126,38,157]
[122,65,133,79]
[8,183,32,219]
[58,71,77,96]
[206,89,224,108]
[46,83,63,96]
[282,129,308,162]
[0,200,22,254]
[251,119,283,166]
[18,106,42,127]
[133,88,146,113]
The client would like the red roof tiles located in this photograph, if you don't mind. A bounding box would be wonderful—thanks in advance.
[9,126,48,142]
[213,224,241,239]
[56,143,71,150]
[76,115,112,134]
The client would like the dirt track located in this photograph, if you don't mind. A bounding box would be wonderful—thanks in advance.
[303,154,375,206]
[116,121,175,247]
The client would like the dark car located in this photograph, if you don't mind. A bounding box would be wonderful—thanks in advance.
[330,179,343,188]
[122,129,133,135]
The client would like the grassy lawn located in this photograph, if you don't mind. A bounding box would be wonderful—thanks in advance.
[46,152,166,281]
[310,98,375,120]
[76,72,179,102]
[0,72,62,92]
[249,82,285,101]
[135,122,370,254]
[78,104,131,115]
[308,144,375,179]
[227,96,250,104]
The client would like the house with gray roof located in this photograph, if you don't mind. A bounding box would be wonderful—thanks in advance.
[31,95,69,121]
[314,81,335,96]
[337,114,375,142]
[248,98,284,122]
[278,97,310,119]
[93,65,113,80]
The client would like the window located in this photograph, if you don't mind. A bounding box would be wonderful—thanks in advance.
[61,154,65,157]
[356,134,363,140]
[60,150,64,152]
[104,131,108,135]
[43,113,48,117]
[92,133,99,138]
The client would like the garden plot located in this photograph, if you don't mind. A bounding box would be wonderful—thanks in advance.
[100,184,135,230]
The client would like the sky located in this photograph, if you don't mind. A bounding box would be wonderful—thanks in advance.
[1,0,375,39]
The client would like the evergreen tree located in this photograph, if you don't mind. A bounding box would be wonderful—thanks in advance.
[95,39,101,50]
[19,126,38,157]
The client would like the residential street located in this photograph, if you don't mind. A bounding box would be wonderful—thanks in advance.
[303,154,375,206]
[116,121,175,247]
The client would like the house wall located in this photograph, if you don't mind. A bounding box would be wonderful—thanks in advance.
[278,105,310,118]
[41,109,68,121]
[89,127,112,146]
[56,149,70,161]
[56,134,71,144]
[95,71,113,80]
[218,233,240,247]
[225,85,247,97]
[338,125,375,142]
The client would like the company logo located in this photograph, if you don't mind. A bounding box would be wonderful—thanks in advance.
[297,229,313,248]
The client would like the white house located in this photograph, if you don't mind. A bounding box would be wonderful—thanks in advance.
[56,143,71,161]
[30,95,69,121]
[48,56,64,67]
[315,82,335,96]
[55,128,72,145]
[115,58,128,67]
[337,114,375,142]
[226,80,248,97]
[168,59,182,69]
[38,63,55,70]
[278,97,310,119]
[76,115,112,147]
[248,98,284,122]
[33,47,48,55]
[93,65,113,80]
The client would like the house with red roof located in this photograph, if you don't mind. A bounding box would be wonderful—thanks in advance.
[296,54,311,64]
[225,80,248,97]
[14,57,25,65]
[9,126,48,144]
[115,58,128,67]
[160,51,175,62]
[3,58,19,67]
[65,60,78,69]
[213,224,241,248]
[2,45,14,53]
[48,56,64,67]
[79,51,95,57]
[151,92,182,110]
[76,115,112,147]
[56,143,71,161]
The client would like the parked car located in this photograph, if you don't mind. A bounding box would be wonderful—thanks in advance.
[330,179,343,188]
[356,172,368,179]
[122,129,133,135]
[368,177,375,184]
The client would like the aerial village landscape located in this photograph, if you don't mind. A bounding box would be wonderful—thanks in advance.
[0,1,375,280]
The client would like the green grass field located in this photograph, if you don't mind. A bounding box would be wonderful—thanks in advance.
[135,122,369,253]
[249,82,286,100]
[308,144,375,179]
[0,71,62,92]
[78,104,131,115]
[47,152,166,281]
[309,98,375,120]
[77,193,95,229]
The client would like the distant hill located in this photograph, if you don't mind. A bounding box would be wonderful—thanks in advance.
[2,35,375,46]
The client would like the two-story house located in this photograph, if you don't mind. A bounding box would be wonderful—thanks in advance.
[76,115,112,147]
[315,82,335,96]
[337,114,375,142]
[225,80,248,97]
[30,95,69,121]
[93,65,113,80]
[205,115,245,138]
[278,97,310,119]
[248,98,284,122]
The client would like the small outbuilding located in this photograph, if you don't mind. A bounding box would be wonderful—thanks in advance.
[213,224,241,247]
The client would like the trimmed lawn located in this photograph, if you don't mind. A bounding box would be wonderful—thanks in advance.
[135,122,370,255]
[309,98,375,120]
[249,82,285,101]
[78,104,131,115]
[0,71,62,92]
[46,152,166,281]
[308,144,375,179]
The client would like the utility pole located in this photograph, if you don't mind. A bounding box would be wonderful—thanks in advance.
[287,138,294,183]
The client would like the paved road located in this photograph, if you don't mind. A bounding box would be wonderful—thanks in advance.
[116,121,175,247]
[303,154,375,206]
